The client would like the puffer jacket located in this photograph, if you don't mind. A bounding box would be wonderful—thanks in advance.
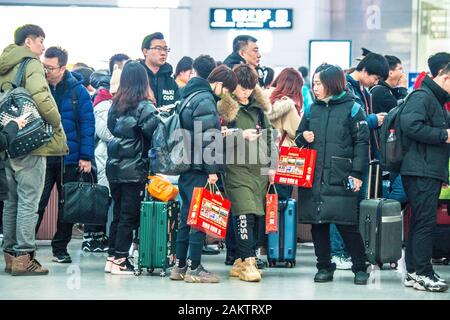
[106,99,159,183]
[49,70,95,164]
[400,75,450,183]
[94,99,114,189]
[0,44,67,156]
[295,91,370,225]
[179,76,223,174]
[0,122,19,200]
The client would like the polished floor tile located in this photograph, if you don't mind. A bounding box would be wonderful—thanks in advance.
[0,239,449,300]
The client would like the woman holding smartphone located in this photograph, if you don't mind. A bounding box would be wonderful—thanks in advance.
[295,63,370,285]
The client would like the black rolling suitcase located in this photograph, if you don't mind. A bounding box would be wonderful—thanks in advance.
[359,160,403,269]
[432,225,450,265]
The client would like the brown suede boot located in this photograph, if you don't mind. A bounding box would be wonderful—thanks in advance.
[229,258,243,277]
[11,252,49,276]
[230,258,262,278]
[239,257,262,282]
[3,251,14,274]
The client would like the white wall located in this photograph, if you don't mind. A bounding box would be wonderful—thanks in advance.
[0,5,171,70]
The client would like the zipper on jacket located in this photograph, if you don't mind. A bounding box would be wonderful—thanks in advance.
[317,103,330,219]
[331,156,352,163]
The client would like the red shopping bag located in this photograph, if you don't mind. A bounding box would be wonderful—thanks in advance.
[187,183,231,239]
[265,184,278,234]
[274,146,317,188]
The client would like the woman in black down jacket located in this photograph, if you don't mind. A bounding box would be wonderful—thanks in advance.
[295,64,370,285]
[105,61,159,275]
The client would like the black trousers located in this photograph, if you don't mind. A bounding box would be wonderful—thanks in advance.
[311,223,367,273]
[402,175,441,277]
[36,158,80,255]
[108,182,145,259]
[236,214,257,260]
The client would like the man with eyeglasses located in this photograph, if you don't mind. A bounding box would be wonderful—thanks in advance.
[38,46,95,264]
[0,24,68,276]
[140,32,179,109]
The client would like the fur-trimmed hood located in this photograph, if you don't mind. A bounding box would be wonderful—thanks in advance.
[267,96,296,122]
[265,86,297,122]
[218,85,272,123]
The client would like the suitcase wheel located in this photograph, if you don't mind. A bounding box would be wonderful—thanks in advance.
[159,271,167,277]
[444,259,449,266]
[147,268,154,274]
[268,261,276,268]
[389,262,398,269]
[285,262,294,268]
[134,269,142,276]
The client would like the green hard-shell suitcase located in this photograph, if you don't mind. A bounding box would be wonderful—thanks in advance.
[136,200,179,276]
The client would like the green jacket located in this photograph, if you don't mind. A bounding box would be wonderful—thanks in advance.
[218,86,277,216]
[0,44,68,156]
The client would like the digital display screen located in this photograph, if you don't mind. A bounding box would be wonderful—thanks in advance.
[210,8,293,29]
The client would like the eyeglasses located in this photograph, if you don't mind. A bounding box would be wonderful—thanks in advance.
[149,46,171,53]
[43,65,61,72]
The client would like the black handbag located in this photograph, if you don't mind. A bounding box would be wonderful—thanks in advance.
[61,172,110,225]
[0,58,53,158]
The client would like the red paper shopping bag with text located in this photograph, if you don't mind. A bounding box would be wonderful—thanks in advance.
[274,146,317,188]
[187,184,231,239]
[265,184,278,233]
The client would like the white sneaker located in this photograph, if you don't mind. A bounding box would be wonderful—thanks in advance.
[104,256,114,273]
[404,272,417,287]
[433,272,447,285]
[331,255,352,270]
[414,274,449,292]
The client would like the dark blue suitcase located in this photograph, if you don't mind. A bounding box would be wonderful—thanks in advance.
[267,199,297,268]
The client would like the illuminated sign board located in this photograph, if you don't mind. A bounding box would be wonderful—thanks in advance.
[210,8,293,29]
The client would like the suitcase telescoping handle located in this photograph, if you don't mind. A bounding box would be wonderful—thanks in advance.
[366,160,380,200]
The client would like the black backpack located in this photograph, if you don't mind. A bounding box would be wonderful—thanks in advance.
[379,89,425,172]
[0,58,53,158]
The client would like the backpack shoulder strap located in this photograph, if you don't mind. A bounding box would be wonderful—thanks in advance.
[177,89,209,115]
[12,58,33,88]
[303,102,311,120]
[350,102,361,118]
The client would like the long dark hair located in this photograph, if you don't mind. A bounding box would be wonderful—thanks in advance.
[112,61,153,113]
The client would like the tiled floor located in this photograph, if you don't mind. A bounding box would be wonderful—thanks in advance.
[0,239,449,300]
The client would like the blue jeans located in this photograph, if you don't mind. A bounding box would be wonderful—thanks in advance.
[383,172,407,205]
[330,224,348,257]
[176,171,208,263]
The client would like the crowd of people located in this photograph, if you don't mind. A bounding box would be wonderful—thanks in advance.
[0,24,449,293]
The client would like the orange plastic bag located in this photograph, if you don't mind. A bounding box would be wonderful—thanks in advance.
[146,175,179,202]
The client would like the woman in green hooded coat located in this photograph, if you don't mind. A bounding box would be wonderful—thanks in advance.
[218,64,277,282]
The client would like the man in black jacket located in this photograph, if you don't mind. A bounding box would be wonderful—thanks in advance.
[400,62,450,293]
[371,55,408,114]
[140,32,179,108]
[223,35,266,87]
[169,56,236,283]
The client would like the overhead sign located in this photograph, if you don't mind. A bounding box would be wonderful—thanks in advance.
[210,8,293,29]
